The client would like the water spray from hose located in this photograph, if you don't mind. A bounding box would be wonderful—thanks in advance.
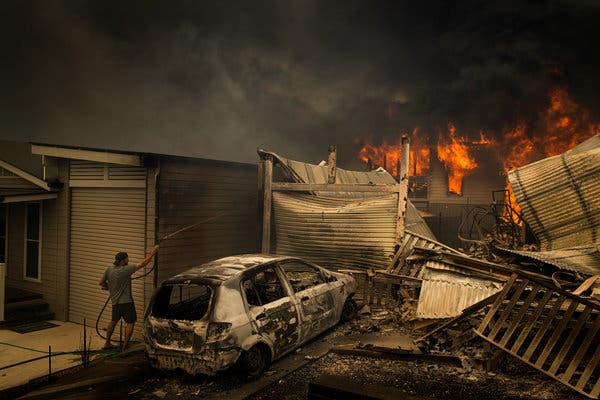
[95,211,232,341]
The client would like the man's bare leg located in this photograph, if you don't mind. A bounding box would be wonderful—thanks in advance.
[122,322,135,351]
[104,320,117,349]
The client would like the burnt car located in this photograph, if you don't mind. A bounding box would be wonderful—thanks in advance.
[144,254,357,376]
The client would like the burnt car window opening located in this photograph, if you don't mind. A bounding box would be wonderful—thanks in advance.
[281,261,325,292]
[243,267,286,306]
[151,284,212,321]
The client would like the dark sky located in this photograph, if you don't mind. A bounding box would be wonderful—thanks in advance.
[1,0,599,165]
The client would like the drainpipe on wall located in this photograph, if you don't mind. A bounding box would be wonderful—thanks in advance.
[0,262,5,321]
[153,160,161,289]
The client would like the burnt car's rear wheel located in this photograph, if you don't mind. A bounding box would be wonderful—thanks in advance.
[240,344,270,377]
[341,298,358,322]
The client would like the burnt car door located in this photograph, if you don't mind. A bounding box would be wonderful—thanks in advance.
[241,266,300,357]
[279,260,337,343]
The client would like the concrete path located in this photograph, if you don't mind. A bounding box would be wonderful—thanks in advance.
[0,321,111,392]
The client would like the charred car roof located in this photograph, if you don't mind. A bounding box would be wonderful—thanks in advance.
[161,254,294,285]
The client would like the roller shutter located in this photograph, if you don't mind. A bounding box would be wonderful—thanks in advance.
[69,187,147,337]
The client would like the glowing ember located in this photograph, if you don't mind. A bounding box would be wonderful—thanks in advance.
[472,131,494,145]
[436,124,478,195]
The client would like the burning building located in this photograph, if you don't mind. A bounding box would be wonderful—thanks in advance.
[356,87,600,248]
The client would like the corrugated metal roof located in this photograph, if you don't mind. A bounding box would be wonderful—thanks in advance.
[497,246,600,276]
[273,192,397,270]
[569,134,600,154]
[507,135,600,250]
[416,261,504,319]
[260,148,436,241]
[260,149,397,190]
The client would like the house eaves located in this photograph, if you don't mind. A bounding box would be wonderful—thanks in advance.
[0,158,51,191]
[31,143,142,166]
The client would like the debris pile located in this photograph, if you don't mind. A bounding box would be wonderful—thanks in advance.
[259,136,600,398]
[397,136,600,399]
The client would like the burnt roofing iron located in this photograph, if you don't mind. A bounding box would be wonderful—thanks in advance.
[507,135,600,250]
[258,148,436,241]
[496,246,600,276]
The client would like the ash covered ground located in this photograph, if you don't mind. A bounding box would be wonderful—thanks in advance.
[128,311,587,400]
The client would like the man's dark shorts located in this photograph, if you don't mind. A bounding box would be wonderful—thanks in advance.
[112,302,137,323]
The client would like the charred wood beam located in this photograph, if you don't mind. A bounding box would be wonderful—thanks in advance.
[327,145,337,184]
[396,135,410,244]
[261,156,273,253]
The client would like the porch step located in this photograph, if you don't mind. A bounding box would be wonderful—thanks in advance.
[1,298,55,327]
[5,288,43,304]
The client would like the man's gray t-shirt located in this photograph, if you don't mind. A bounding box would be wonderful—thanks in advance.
[103,264,137,304]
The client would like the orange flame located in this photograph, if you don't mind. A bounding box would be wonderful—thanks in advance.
[410,128,430,176]
[356,87,598,208]
[540,87,599,156]
[498,88,599,225]
[498,123,535,225]
[436,124,479,195]
[356,129,430,177]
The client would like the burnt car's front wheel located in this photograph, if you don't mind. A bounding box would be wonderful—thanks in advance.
[341,298,358,322]
[240,344,270,377]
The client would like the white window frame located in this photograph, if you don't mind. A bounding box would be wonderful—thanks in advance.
[23,202,42,282]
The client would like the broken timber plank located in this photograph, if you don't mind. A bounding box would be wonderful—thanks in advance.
[261,155,273,253]
[474,271,600,399]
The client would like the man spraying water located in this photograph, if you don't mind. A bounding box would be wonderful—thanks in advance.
[99,245,159,351]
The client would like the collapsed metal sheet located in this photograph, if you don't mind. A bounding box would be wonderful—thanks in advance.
[260,148,436,241]
[388,231,464,276]
[272,192,397,270]
[416,261,504,319]
[507,135,600,250]
[497,245,600,276]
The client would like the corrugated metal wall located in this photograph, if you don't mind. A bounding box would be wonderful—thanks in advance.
[508,143,600,250]
[416,261,504,318]
[157,158,259,282]
[272,192,397,270]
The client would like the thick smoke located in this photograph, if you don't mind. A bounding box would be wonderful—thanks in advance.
[1,0,598,165]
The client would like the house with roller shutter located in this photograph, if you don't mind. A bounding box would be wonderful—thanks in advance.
[0,140,259,338]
